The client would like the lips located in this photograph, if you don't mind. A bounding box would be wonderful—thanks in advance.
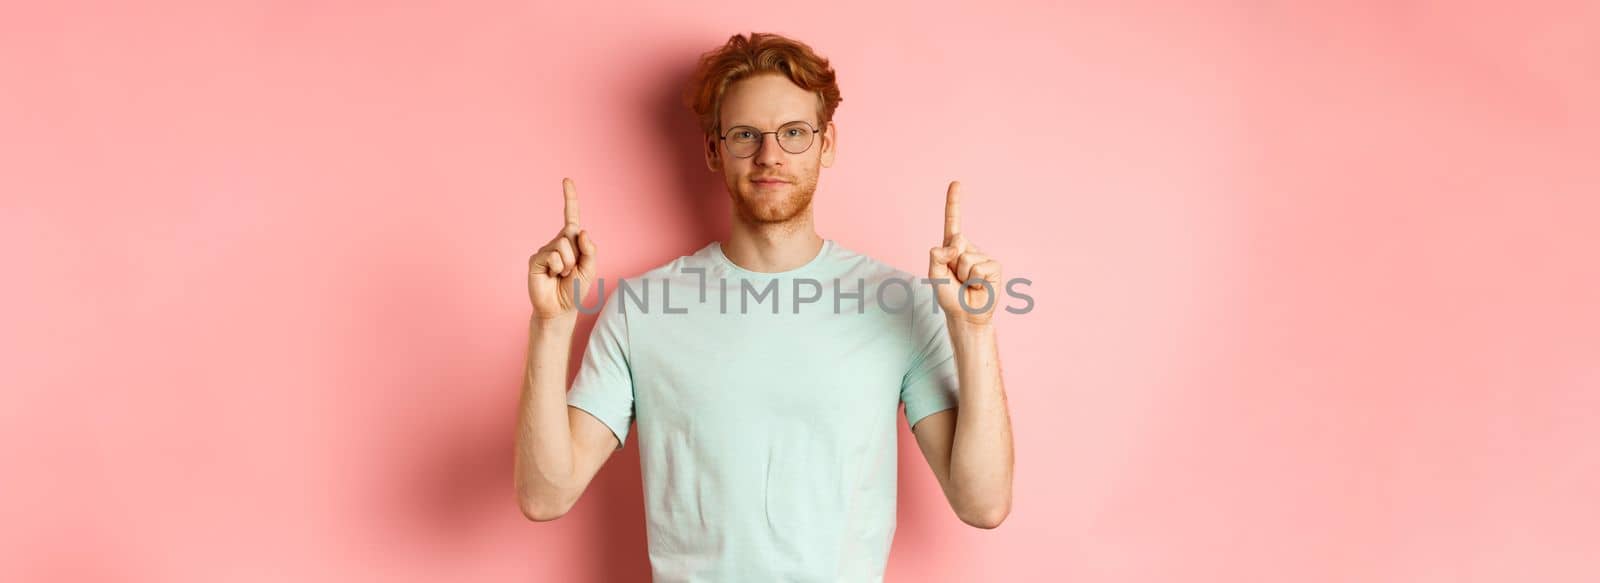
[751,176,790,184]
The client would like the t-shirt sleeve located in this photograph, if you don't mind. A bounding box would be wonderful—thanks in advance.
[566,289,635,450]
[900,282,960,429]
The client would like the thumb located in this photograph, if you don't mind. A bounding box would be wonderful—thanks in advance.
[928,246,956,281]
[574,230,597,279]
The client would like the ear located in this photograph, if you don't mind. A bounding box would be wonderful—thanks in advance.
[820,120,837,168]
[703,134,722,172]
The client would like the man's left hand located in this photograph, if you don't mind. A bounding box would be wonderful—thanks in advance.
[929,180,1003,329]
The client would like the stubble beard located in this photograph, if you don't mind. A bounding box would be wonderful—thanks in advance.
[730,173,818,226]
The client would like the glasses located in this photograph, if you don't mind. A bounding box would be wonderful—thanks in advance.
[718,121,823,158]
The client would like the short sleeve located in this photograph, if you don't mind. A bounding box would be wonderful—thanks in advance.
[900,283,960,429]
[567,289,635,450]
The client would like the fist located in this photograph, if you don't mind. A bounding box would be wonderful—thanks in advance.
[928,181,1003,327]
[528,178,598,321]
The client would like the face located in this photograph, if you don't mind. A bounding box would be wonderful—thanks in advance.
[704,73,837,225]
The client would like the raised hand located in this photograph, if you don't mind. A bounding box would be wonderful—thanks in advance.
[528,177,598,321]
[928,181,1003,327]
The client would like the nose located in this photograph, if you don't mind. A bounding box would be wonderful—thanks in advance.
[753,132,784,167]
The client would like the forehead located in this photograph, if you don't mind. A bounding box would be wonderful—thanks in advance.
[719,73,820,127]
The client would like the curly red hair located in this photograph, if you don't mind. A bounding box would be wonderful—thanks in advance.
[683,32,842,138]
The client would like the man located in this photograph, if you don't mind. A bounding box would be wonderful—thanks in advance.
[514,32,1014,582]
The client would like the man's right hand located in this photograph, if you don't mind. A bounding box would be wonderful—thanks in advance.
[528,177,597,321]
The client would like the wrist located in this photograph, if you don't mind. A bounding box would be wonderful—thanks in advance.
[530,312,577,334]
[946,315,995,337]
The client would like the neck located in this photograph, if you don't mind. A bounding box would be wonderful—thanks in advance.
[722,211,824,273]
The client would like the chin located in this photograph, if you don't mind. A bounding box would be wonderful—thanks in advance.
[734,189,812,224]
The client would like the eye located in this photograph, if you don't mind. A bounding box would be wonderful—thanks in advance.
[734,129,756,140]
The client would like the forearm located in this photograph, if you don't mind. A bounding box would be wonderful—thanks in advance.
[946,320,1014,526]
[514,314,579,514]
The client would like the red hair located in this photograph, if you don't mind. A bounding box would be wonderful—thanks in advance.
[683,32,843,137]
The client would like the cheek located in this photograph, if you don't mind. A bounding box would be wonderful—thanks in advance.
[799,159,822,182]
[722,168,746,191]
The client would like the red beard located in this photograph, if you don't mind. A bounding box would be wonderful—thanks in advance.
[731,177,816,224]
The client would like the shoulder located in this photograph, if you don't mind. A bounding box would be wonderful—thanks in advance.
[605,243,721,289]
[824,241,940,312]
[824,240,915,283]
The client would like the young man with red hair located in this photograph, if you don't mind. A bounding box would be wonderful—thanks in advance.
[515,32,1014,582]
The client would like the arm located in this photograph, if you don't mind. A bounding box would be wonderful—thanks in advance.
[915,180,1015,529]
[513,177,616,521]
[514,315,620,521]
[911,323,1013,529]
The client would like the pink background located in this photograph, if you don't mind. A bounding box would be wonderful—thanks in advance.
[3,1,1597,581]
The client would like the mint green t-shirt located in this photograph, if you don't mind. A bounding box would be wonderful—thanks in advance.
[566,239,961,583]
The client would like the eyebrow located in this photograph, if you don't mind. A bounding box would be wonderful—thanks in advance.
[724,118,813,129]
[723,115,812,126]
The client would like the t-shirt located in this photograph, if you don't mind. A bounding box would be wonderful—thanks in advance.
[566,238,961,583]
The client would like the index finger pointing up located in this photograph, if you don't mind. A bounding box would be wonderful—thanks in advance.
[562,177,581,231]
[944,180,962,243]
